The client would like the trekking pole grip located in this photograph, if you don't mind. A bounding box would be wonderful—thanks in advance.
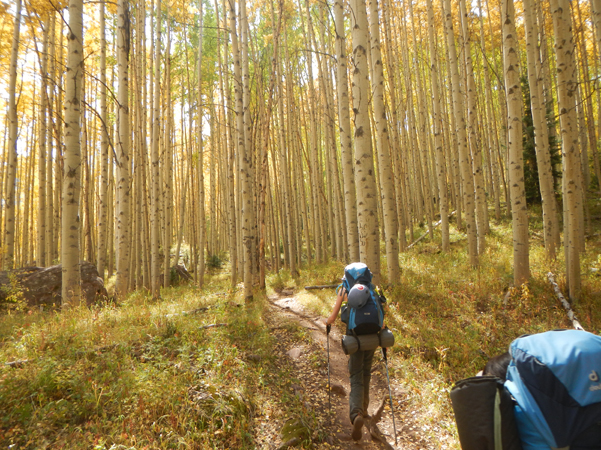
[326,324,331,335]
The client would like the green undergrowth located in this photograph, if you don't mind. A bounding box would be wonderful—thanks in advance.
[0,282,317,449]
[1,200,600,448]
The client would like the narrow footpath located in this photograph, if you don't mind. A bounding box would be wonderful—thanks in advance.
[261,290,437,449]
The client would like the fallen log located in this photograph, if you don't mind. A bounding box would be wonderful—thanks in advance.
[304,284,339,290]
[0,261,108,308]
[170,264,193,285]
[4,359,30,368]
[547,272,585,331]
[199,323,228,330]
[408,210,456,249]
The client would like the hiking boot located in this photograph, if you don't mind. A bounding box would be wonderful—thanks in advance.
[351,414,364,441]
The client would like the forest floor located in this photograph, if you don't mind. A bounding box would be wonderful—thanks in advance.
[258,289,448,449]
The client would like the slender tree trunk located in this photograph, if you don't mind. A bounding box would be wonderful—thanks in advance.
[151,0,162,298]
[368,0,399,283]
[426,0,449,251]
[523,0,560,259]
[460,0,488,251]
[503,0,530,285]
[36,15,49,267]
[197,0,206,287]
[62,0,83,306]
[115,0,131,298]
[97,0,109,279]
[591,0,601,193]
[46,13,56,264]
[350,0,380,283]
[163,19,173,288]
[229,0,252,299]
[4,0,22,270]
[442,0,478,266]
[551,0,583,301]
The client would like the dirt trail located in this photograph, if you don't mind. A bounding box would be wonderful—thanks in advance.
[266,292,433,450]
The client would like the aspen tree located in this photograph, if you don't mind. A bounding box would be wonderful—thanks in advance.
[274,9,297,274]
[523,0,560,259]
[316,4,339,260]
[36,15,49,266]
[573,1,595,194]
[484,0,511,217]
[285,41,307,266]
[368,0,399,282]
[334,0,359,261]
[537,4,557,145]
[350,0,380,283]
[240,0,256,292]
[115,0,132,298]
[216,0,236,286]
[459,0,488,250]
[97,0,109,279]
[442,0,478,266]
[53,20,67,265]
[0,115,5,252]
[21,125,32,265]
[551,0,583,301]
[301,0,324,264]
[407,0,435,240]
[426,0,449,251]
[81,81,94,263]
[163,18,173,288]
[62,0,83,306]
[591,0,601,193]
[381,0,407,251]
[4,0,22,270]
[197,0,206,287]
[503,0,530,285]
[209,107,216,260]
[151,0,162,299]
[45,13,56,264]
[229,0,252,299]
[134,0,147,289]
[477,0,501,220]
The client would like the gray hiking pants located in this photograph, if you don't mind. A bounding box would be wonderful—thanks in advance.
[348,348,376,423]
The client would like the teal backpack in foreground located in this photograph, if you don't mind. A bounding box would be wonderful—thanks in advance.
[338,262,385,336]
[505,330,601,450]
[451,330,601,450]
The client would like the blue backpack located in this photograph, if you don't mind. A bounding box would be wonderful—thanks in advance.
[504,330,601,450]
[338,263,384,336]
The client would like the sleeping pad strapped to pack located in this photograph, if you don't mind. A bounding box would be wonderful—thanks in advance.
[451,330,601,450]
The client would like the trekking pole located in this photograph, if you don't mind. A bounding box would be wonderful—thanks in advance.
[326,324,332,424]
[382,347,398,446]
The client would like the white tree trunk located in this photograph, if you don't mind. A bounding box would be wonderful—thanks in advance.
[442,0,478,266]
[523,0,560,259]
[350,0,380,283]
[503,0,530,285]
[115,0,131,298]
[61,0,83,306]
[426,0,450,252]
[150,0,162,298]
[551,0,583,301]
[4,0,22,270]
[368,0,399,283]
[97,1,109,279]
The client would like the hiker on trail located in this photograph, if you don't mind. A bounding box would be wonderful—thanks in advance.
[326,262,387,441]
